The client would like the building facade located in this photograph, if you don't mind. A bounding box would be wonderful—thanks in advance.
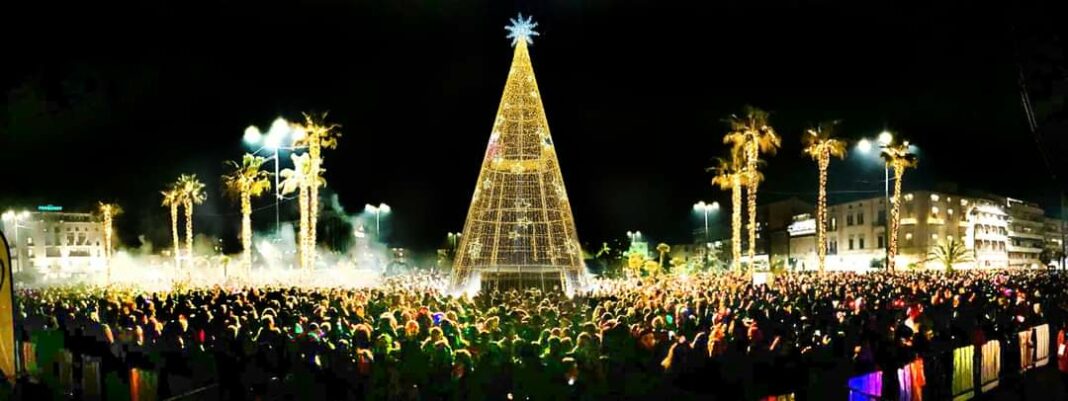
[1,210,106,274]
[1044,216,1067,269]
[779,190,1063,271]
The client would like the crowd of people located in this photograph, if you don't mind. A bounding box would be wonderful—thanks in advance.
[12,269,1068,400]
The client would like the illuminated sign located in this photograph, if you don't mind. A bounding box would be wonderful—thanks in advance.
[36,205,63,212]
[788,218,816,236]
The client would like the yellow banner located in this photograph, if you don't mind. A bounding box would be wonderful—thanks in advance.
[0,232,15,383]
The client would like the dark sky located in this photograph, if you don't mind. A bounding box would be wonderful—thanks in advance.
[3,0,1066,254]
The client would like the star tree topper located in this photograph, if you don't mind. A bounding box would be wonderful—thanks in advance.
[505,13,539,46]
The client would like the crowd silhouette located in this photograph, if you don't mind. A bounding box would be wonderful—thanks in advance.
[12,269,1068,400]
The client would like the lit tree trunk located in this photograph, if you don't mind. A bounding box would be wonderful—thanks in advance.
[887,164,905,271]
[308,141,320,268]
[103,207,113,284]
[184,200,193,268]
[298,184,310,269]
[102,209,113,260]
[241,188,252,274]
[171,204,180,267]
[731,174,743,271]
[816,148,830,273]
[746,141,758,274]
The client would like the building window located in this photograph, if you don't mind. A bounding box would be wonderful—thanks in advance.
[877,235,885,248]
[947,235,954,242]
[931,194,940,201]
[931,206,939,215]
[848,235,855,250]
[858,235,865,249]
[948,208,954,216]
[931,233,939,241]
[847,215,854,226]
[829,240,838,255]
[830,218,837,231]
[877,210,886,225]
[857,213,864,225]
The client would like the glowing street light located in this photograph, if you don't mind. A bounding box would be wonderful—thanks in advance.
[447,232,462,250]
[855,131,916,269]
[693,201,720,242]
[693,201,720,269]
[365,203,391,239]
[877,131,893,145]
[244,117,300,234]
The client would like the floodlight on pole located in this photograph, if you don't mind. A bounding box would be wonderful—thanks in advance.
[243,117,295,235]
[243,126,263,145]
[693,201,720,269]
[365,203,391,239]
[857,138,873,153]
[878,131,893,145]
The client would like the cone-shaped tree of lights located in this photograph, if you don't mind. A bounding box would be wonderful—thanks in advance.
[881,141,918,271]
[802,121,846,274]
[450,14,586,293]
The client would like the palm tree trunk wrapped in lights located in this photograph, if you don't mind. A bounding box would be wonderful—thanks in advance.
[97,203,121,260]
[745,141,759,268]
[98,202,122,282]
[292,114,341,269]
[802,121,846,273]
[881,142,918,271]
[723,106,780,274]
[710,156,744,271]
[223,154,272,274]
[731,175,742,271]
[162,188,181,267]
[281,153,322,269]
[177,174,207,268]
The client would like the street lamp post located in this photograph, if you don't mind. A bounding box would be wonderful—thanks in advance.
[858,131,895,268]
[365,203,391,239]
[693,201,720,269]
[244,117,302,235]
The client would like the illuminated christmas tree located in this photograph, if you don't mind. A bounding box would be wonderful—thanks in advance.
[450,14,587,294]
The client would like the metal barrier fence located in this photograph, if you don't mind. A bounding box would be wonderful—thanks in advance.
[847,323,1053,401]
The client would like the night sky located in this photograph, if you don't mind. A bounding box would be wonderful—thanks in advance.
[3,1,1066,254]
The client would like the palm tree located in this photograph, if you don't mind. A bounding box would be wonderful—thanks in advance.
[97,202,122,261]
[656,243,671,269]
[292,113,341,263]
[802,121,847,273]
[223,154,272,273]
[927,238,973,271]
[724,106,781,272]
[280,153,325,268]
[881,141,918,271]
[709,155,744,271]
[177,174,207,267]
[161,186,182,267]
